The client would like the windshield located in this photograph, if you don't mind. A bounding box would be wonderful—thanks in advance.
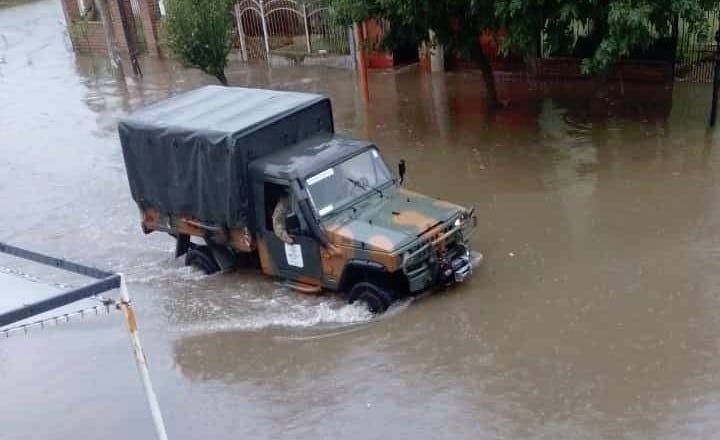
[305,148,392,217]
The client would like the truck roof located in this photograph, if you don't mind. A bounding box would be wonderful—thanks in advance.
[120,85,329,142]
[249,134,374,180]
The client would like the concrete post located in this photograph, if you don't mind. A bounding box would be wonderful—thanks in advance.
[354,22,369,103]
[428,30,444,72]
[348,26,356,70]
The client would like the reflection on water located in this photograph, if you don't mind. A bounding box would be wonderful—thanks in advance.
[3,0,720,438]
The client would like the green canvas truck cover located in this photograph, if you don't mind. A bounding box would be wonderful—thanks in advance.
[118,86,334,228]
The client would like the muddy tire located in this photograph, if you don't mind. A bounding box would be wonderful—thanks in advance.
[185,246,221,275]
[348,282,394,314]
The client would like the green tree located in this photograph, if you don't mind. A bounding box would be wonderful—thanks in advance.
[333,0,716,109]
[165,0,233,85]
[332,0,502,109]
[497,0,716,73]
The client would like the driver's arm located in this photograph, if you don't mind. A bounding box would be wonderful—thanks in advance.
[272,197,294,244]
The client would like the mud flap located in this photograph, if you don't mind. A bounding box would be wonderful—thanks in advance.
[207,243,237,272]
[175,234,191,258]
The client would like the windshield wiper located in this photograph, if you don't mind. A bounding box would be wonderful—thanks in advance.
[346,177,383,197]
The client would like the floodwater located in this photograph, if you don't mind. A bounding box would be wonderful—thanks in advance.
[3,1,720,439]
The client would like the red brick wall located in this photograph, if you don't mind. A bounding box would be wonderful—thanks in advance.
[61,0,81,26]
[64,0,152,54]
[364,20,395,69]
[106,0,133,51]
[70,22,109,53]
[137,0,161,56]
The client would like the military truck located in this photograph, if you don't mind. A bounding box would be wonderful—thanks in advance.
[119,86,477,313]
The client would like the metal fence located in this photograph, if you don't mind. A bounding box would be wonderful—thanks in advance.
[547,10,718,83]
[234,0,349,61]
[675,8,720,81]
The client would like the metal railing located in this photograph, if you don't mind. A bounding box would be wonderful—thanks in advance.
[675,9,720,81]
[234,0,349,61]
[0,242,169,440]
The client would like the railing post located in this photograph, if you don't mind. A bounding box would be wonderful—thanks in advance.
[119,274,169,440]
[259,0,270,60]
[711,28,720,127]
[303,3,311,54]
[348,25,356,70]
[234,2,248,62]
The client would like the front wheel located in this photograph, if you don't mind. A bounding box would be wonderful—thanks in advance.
[348,282,395,314]
[185,246,221,275]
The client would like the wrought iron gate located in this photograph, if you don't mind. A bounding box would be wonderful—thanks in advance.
[234,0,349,61]
[675,8,720,82]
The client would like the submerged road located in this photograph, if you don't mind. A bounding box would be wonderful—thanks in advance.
[2,1,720,438]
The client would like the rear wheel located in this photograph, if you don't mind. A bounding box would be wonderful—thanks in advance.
[348,282,395,314]
[185,245,221,275]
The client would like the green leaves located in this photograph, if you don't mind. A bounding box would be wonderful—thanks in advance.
[165,0,232,84]
[329,0,716,75]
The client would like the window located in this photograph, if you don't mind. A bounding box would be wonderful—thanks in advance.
[264,182,290,231]
[305,148,392,218]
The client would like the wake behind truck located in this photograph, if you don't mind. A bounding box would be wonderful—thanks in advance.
[119,86,477,313]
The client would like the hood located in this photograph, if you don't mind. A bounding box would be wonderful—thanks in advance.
[324,188,464,254]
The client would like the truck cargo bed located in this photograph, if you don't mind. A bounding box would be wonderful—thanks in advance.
[119,86,334,229]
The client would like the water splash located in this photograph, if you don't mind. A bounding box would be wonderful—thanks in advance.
[174,297,383,336]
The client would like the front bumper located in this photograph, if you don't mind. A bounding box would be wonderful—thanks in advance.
[402,211,477,293]
[405,245,477,293]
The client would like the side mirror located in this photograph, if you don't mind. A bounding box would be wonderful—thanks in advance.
[398,159,406,185]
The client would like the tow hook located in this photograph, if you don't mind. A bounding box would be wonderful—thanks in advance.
[452,253,472,283]
[439,249,472,286]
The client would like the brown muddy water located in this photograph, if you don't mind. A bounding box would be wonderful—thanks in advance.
[3,1,720,439]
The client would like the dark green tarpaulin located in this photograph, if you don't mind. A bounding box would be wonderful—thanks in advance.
[118,86,334,228]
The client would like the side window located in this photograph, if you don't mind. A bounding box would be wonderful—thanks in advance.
[264,182,306,236]
[264,183,289,231]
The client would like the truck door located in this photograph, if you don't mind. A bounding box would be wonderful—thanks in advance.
[261,181,323,284]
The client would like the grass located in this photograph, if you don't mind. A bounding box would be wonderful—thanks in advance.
[271,35,350,58]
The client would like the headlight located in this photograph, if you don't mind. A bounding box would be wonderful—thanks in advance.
[454,218,463,228]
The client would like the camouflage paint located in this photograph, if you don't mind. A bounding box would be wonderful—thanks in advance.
[323,187,464,253]
[255,236,276,276]
[319,185,471,290]
[140,183,473,294]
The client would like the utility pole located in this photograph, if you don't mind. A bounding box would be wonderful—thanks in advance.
[711,27,720,127]
[354,22,369,103]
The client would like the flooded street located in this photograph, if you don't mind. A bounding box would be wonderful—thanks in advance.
[4,0,720,439]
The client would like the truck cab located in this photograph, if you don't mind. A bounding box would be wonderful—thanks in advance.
[249,135,476,312]
[119,86,477,313]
